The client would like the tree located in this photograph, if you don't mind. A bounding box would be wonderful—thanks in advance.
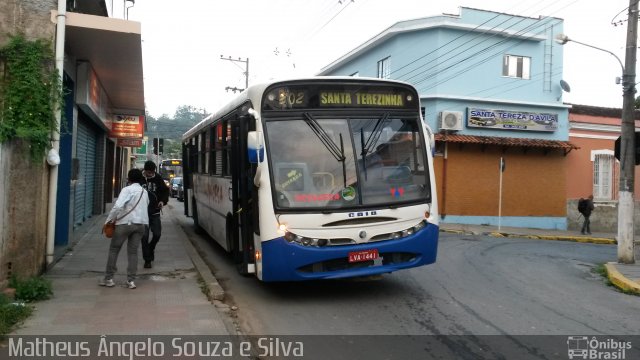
[146,106,209,143]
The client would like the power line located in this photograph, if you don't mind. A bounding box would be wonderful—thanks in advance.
[408,0,580,90]
[413,18,561,90]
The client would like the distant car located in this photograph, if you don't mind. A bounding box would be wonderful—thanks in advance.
[170,177,183,198]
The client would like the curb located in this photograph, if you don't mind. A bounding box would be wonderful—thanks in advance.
[172,216,225,302]
[604,262,640,295]
[439,228,616,245]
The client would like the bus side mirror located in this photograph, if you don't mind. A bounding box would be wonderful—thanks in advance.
[247,131,264,163]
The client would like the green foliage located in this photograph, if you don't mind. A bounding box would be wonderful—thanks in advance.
[592,263,607,277]
[9,275,53,303]
[0,35,64,161]
[148,106,208,143]
[0,294,33,336]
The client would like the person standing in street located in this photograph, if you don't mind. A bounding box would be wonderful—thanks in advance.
[578,194,595,235]
[101,168,149,289]
[141,160,170,268]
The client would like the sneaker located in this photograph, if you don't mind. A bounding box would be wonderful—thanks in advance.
[126,280,136,289]
[144,262,152,269]
[99,278,115,287]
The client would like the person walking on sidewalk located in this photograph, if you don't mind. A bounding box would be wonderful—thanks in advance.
[578,195,595,235]
[101,168,149,289]
[141,160,170,269]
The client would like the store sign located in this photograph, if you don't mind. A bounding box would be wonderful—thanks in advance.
[117,138,143,148]
[110,115,145,139]
[76,62,110,127]
[467,108,558,132]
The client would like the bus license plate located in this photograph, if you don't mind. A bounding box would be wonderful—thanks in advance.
[348,249,379,263]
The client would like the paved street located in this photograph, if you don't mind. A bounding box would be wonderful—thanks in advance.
[172,202,640,337]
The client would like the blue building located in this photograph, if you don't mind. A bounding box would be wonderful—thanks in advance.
[318,7,577,230]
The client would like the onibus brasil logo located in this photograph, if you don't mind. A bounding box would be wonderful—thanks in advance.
[567,336,631,359]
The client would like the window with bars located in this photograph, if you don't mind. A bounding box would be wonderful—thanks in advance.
[592,151,616,201]
[502,55,530,79]
[377,57,390,79]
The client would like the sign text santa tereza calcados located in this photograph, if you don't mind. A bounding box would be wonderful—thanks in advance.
[467,107,558,132]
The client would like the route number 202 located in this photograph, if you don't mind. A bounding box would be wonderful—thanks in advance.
[279,91,305,107]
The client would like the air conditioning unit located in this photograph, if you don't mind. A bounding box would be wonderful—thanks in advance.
[440,111,463,131]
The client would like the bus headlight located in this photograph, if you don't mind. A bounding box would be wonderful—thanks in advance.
[284,231,329,247]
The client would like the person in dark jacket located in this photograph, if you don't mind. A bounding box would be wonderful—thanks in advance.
[141,161,170,268]
[579,195,595,235]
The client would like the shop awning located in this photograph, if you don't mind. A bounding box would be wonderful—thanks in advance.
[434,134,579,154]
[61,11,145,115]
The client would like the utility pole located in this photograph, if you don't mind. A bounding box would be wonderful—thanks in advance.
[220,55,249,91]
[618,0,638,264]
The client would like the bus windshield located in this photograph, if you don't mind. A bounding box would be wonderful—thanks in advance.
[266,114,430,210]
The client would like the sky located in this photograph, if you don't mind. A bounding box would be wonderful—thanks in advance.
[117,0,634,118]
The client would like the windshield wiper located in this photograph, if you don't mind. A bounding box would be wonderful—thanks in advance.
[303,113,347,187]
[360,113,390,181]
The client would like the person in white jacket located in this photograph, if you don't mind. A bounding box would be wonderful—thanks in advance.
[100,168,149,289]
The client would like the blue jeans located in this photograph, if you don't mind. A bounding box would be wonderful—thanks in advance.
[105,224,145,282]
[142,214,162,262]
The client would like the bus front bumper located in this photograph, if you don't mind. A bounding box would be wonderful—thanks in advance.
[260,224,439,281]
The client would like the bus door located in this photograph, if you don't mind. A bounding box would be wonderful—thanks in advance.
[230,114,254,274]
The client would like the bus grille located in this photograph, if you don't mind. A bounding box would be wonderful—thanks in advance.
[296,252,416,273]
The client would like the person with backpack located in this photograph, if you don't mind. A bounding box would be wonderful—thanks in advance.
[577,195,594,235]
[141,161,170,268]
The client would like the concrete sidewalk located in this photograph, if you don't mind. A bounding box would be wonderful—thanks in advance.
[12,204,233,335]
[440,222,640,295]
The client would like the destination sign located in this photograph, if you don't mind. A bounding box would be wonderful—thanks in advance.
[262,83,417,111]
[320,92,404,107]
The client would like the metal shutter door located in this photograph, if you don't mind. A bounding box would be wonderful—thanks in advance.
[74,120,98,226]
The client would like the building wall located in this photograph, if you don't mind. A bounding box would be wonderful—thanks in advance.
[434,144,566,228]
[0,0,56,285]
[566,106,640,232]
[0,141,49,286]
[0,0,56,44]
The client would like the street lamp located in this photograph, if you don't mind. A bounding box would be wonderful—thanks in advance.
[124,0,135,19]
[554,34,625,80]
[555,30,637,264]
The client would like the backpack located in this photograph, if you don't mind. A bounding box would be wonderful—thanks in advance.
[577,198,587,214]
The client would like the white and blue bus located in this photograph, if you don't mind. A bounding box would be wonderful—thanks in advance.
[182,77,439,281]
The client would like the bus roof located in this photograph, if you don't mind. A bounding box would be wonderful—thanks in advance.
[181,76,417,141]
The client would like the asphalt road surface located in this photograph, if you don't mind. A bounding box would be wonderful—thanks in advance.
[170,202,640,358]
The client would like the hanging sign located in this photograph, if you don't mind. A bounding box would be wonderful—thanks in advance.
[110,115,145,139]
[117,138,143,148]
